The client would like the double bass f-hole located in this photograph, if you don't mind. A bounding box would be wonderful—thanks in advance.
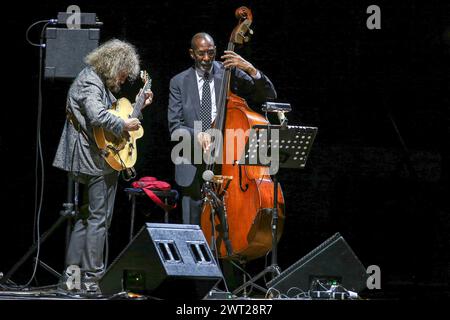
[233,160,249,192]
[238,165,249,192]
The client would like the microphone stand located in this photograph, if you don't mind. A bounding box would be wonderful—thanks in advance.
[1,175,77,285]
[202,179,233,257]
[202,181,217,260]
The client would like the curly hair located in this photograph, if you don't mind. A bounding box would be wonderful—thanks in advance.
[85,39,140,92]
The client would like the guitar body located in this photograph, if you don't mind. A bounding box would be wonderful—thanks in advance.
[93,97,144,171]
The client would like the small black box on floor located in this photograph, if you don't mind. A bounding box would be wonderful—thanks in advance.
[267,233,367,297]
[99,223,223,299]
[44,28,100,80]
[204,289,235,300]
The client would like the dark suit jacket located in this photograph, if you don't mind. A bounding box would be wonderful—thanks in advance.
[168,61,276,187]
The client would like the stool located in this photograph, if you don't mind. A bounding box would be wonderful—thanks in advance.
[124,188,179,241]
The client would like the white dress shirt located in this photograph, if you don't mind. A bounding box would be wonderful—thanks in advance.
[195,66,261,123]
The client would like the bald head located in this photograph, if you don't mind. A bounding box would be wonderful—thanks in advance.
[190,32,215,49]
[189,32,216,72]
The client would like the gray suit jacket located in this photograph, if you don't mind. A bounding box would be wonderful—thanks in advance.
[53,66,125,176]
[168,61,277,187]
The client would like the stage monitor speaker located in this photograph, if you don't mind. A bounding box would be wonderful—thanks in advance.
[99,223,223,299]
[44,28,100,80]
[267,232,367,297]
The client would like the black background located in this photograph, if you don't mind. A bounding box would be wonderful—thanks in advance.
[1,0,448,300]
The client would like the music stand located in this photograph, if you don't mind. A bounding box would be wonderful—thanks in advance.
[232,124,318,296]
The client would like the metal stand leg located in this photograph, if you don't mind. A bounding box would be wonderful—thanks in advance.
[1,213,72,284]
[0,175,76,285]
[210,205,217,261]
[129,194,136,242]
[33,258,61,278]
[164,198,169,223]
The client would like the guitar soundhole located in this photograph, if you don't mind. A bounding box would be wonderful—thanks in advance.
[104,131,127,151]
[104,131,119,144]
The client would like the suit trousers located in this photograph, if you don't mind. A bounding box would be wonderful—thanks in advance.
[181,166,204,225]
[65,171,118,280]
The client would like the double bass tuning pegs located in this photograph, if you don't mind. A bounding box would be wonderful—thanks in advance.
[243,28,253,43]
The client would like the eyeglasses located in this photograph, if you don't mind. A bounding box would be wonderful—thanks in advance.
[194,49,216,57]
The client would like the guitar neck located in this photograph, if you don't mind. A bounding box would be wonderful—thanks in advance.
[131,79,152,118]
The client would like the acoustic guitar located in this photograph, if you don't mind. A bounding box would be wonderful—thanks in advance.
[93,71,152,174]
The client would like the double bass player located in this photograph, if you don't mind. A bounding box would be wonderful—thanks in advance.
[168,32,277,226]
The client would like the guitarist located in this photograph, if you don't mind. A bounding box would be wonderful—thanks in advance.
[53,39,153,293]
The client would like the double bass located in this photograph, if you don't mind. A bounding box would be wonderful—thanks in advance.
[201,7,285,263]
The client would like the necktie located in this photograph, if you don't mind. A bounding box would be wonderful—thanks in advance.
[200,72,212,132]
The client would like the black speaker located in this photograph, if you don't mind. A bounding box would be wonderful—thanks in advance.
[99,223,223,299]
[267,233,368,296]
[44,28,100,80]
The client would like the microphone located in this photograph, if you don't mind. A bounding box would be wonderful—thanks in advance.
[277,111,288,128]
[202,170,222,205]
[202,170,215,182]
[202,170,233,183]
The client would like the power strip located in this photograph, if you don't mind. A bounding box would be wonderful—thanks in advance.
[310,290,359,300]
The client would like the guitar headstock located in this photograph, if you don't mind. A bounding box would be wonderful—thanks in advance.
[140,70,152,89]
[140,70,149,83]
[230,6,254,45]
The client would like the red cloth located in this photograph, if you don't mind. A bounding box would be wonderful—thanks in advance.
[131,177,176,211]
